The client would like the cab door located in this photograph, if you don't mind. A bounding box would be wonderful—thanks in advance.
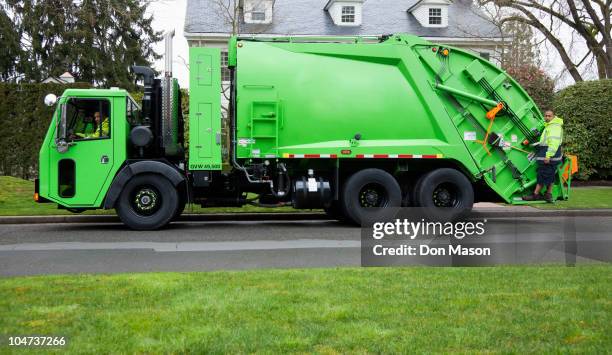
[47,97,115,207]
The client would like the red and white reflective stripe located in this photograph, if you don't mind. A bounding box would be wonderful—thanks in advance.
[355,154,443,159]
[283,154,338,158]
[281,153,443,159]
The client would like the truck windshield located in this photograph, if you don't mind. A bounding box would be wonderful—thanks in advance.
[127,96,142,125]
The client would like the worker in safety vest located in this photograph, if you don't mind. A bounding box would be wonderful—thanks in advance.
[77,111,109,139]
[523,110,563,203]
[72,115,95,138]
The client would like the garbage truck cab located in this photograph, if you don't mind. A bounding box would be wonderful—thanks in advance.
[36,33,576,230]
[38,89,133,208]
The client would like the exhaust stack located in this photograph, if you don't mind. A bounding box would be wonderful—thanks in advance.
[164,30,175,78]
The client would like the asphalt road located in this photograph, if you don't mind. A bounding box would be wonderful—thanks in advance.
[0,216,610,276]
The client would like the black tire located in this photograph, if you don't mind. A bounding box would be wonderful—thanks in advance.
[172,186,188,221]
[410,173,428,207]
[173,197,187,221]
[341,169,402,225]
[116,174,179,230]
[414,168,474,213]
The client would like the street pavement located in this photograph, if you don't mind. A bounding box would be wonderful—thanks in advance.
[0,216,610,276]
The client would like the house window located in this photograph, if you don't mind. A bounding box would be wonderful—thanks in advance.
[341,6,355,23]
[429,8,442,25]
[480,52,491,61]
[252,11,266,21]
[221,51,231,82]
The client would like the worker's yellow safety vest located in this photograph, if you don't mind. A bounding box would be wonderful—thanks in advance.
[536,116,563,161]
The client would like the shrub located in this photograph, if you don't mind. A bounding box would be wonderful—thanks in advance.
[506,65,555,111]
[553,79,612,180]
[0,82,90,179]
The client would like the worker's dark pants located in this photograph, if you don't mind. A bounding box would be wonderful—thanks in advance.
[536,162,559,185]
[535,145,562,185]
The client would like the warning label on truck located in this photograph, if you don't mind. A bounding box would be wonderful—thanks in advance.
[463,131,476,141]
[238,138,256,147]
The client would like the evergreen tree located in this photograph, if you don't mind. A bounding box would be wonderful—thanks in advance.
[1,0,162,88]
[0,5,23,81]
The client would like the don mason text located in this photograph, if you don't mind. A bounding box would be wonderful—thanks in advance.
[373,244,491,256]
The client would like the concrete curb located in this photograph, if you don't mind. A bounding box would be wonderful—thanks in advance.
[0,213,329,225]
[0,209,611,224]
[469,209,612,218]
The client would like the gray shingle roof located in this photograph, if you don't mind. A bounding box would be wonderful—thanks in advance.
[184,0,501,39]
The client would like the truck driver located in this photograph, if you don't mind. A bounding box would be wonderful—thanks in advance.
[76,111,109,139]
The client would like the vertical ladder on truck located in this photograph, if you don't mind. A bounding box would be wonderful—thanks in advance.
[249,101,280,158]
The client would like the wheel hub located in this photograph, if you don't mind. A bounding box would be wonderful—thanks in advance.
[134,188,158,211]
[433,184,457,208]
[359,184,388,208]
[364,191,379,205]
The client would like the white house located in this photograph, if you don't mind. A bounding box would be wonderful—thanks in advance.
[42,72,75,84]
[184,0,505,70]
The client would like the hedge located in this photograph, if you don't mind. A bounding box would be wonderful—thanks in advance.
[553,79,612,180]
[0,83,91,179]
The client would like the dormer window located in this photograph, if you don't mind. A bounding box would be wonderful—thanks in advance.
[244,0,273,24]
[428,8,442,25]
[324,0,363,26]
[341,6,355,23]
[407,0,451,28]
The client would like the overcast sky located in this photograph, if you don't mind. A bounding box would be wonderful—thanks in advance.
[147,0,190,88]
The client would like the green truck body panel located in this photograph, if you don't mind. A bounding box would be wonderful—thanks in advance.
[188,47,223,170]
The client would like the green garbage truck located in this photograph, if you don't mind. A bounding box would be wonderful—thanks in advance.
[35,33,575,230]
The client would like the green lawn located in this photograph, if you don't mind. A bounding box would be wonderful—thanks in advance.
[0,176,303,216]
[536,186,612,209]
[0,266,610,353]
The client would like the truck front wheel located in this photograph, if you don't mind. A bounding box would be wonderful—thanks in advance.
[116,174,179,230]
[341,169,401,225]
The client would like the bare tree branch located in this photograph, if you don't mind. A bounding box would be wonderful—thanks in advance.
[478,0,611,81]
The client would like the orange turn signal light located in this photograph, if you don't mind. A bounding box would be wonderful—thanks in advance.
[34,193,39,202]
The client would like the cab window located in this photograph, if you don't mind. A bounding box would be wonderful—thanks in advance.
[66,98,111,140]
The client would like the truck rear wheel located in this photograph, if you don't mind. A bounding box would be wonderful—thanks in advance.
[414,168,474,211]
[341,169,401,225]
[116,174,179,230]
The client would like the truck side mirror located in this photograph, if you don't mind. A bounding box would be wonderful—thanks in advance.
[44,93,57,106]
[55,103,70,153]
